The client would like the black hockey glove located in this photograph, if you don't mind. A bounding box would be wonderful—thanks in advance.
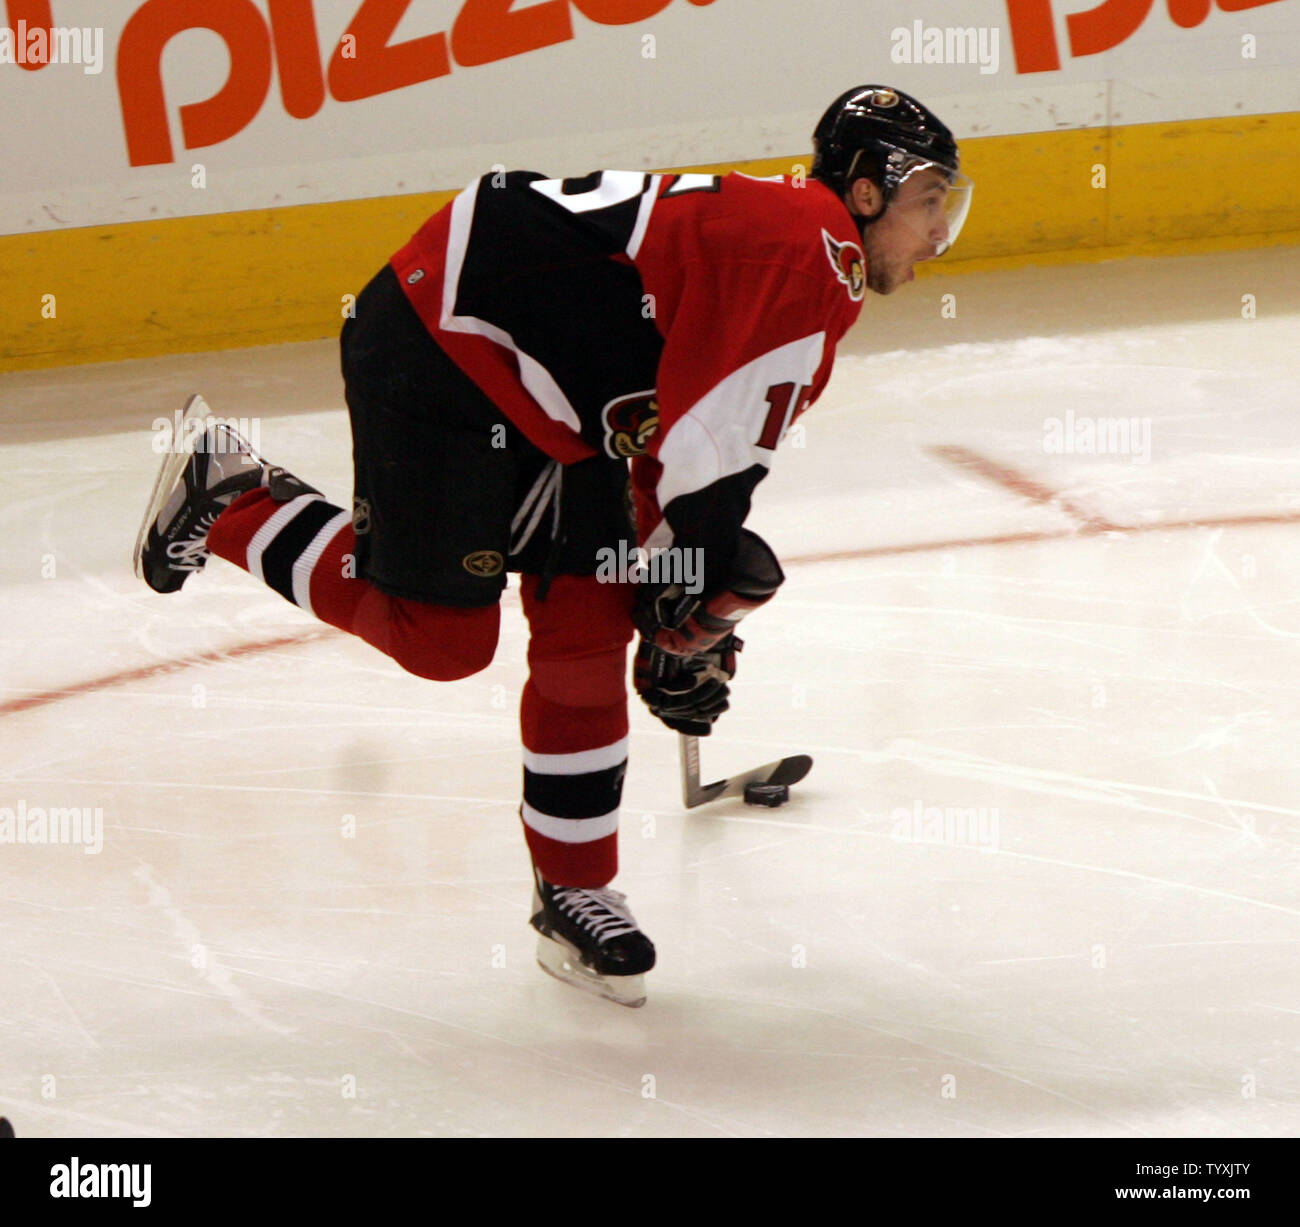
[634,635,740,737]
[632,529,784,736]
[634,528,785,659]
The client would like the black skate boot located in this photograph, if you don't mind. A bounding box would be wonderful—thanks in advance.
[133,394,312,593]
[530,868,656,1008]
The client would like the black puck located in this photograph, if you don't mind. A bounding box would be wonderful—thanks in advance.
[744,781,790,807]
[0,1117,13,1138]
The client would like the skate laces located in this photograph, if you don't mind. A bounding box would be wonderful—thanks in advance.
[164,506,222,569]
[552,886,638,943]
[159,431,265,568]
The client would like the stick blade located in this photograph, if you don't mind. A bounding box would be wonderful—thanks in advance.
[766,754,813,788]
[685,753,814,808]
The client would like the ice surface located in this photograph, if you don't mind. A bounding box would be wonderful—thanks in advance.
[2,247,1298,1137]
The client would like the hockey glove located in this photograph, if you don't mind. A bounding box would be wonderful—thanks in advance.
[634,528,785,658]
[632,529,784,735]
[634,634,740,737]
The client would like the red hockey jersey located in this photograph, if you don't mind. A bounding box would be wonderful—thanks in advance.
[391,170,866,589]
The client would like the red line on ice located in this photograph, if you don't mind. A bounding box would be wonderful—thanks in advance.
[786,512,1300,565]
[927,444,1120,531]
[5,438,1300,719]
[0,628,332,718]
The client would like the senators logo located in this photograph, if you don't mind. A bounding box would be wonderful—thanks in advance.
[822,230,866,302]
[601,389,659,458]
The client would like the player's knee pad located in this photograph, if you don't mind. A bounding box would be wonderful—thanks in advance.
[528,643,628,708]
[522,574,635,708]
[355,588,499,681]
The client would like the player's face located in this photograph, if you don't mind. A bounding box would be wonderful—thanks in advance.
[862,168,953,295]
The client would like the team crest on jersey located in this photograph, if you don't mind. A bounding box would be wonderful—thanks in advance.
[601,389,660,458]
[822,229,866,302]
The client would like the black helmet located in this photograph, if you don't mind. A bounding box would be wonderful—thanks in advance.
[812,85,960,201]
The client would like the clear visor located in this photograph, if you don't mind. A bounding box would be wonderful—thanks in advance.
[890,160,973,257]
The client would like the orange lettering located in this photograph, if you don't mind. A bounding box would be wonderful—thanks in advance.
[5,0,52,71]
[118,0,272,167]
[328,0,451,102]
[571,0,675,22]
[1067,0,1154,57]
[1166,0,1212,23]
[451,0,573,69]
[1006,0,1062,73]
[268,0,325,119]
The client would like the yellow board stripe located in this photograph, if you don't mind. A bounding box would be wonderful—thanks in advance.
[3,111,1298,372]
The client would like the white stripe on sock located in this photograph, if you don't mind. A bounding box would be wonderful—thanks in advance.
[521,802,619,844]
[290,509,352,615]
[523,737,628,777]
[247,494,322,584]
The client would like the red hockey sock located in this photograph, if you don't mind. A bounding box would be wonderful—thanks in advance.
[209,487,498,681]
[518,574,636,888]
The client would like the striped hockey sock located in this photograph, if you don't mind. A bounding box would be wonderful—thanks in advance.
[518,574,635,888]
[520,681,627,888]
[208,487,499,681]
[210,487,352,616]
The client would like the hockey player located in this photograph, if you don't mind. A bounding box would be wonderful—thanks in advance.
[134,86,970,1007]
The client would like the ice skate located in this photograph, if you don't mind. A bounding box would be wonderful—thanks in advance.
[530,868,656,1008]
[133,394,309,593]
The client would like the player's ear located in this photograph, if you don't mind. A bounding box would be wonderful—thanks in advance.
[848,177,884,222]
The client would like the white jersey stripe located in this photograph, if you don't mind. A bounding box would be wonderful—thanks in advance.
[521,802,620,844]
[440,177,584,434]
[440,178,480,331]
[654,331,826,512]
[625,174,661,260]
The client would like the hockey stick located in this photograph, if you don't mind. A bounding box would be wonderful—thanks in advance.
[678,733,813,809]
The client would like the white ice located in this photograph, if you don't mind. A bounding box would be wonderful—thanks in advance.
[2,247,1298,1137]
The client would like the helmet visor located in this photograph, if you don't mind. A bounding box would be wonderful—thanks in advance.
[889,160,973,257]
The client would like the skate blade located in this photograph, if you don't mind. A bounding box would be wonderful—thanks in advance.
[535,936,646,1008]
[132,393,212,581]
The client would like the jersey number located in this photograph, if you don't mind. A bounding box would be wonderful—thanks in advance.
[757,382,813,450]
[662,173,721,196]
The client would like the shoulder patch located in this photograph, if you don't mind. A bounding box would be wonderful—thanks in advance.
[821,229,866,303]
[601,389,660,457]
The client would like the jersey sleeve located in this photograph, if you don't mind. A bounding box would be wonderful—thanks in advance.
[631,255,840,598]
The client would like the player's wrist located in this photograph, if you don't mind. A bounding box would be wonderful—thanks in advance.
[634,528,784,657]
